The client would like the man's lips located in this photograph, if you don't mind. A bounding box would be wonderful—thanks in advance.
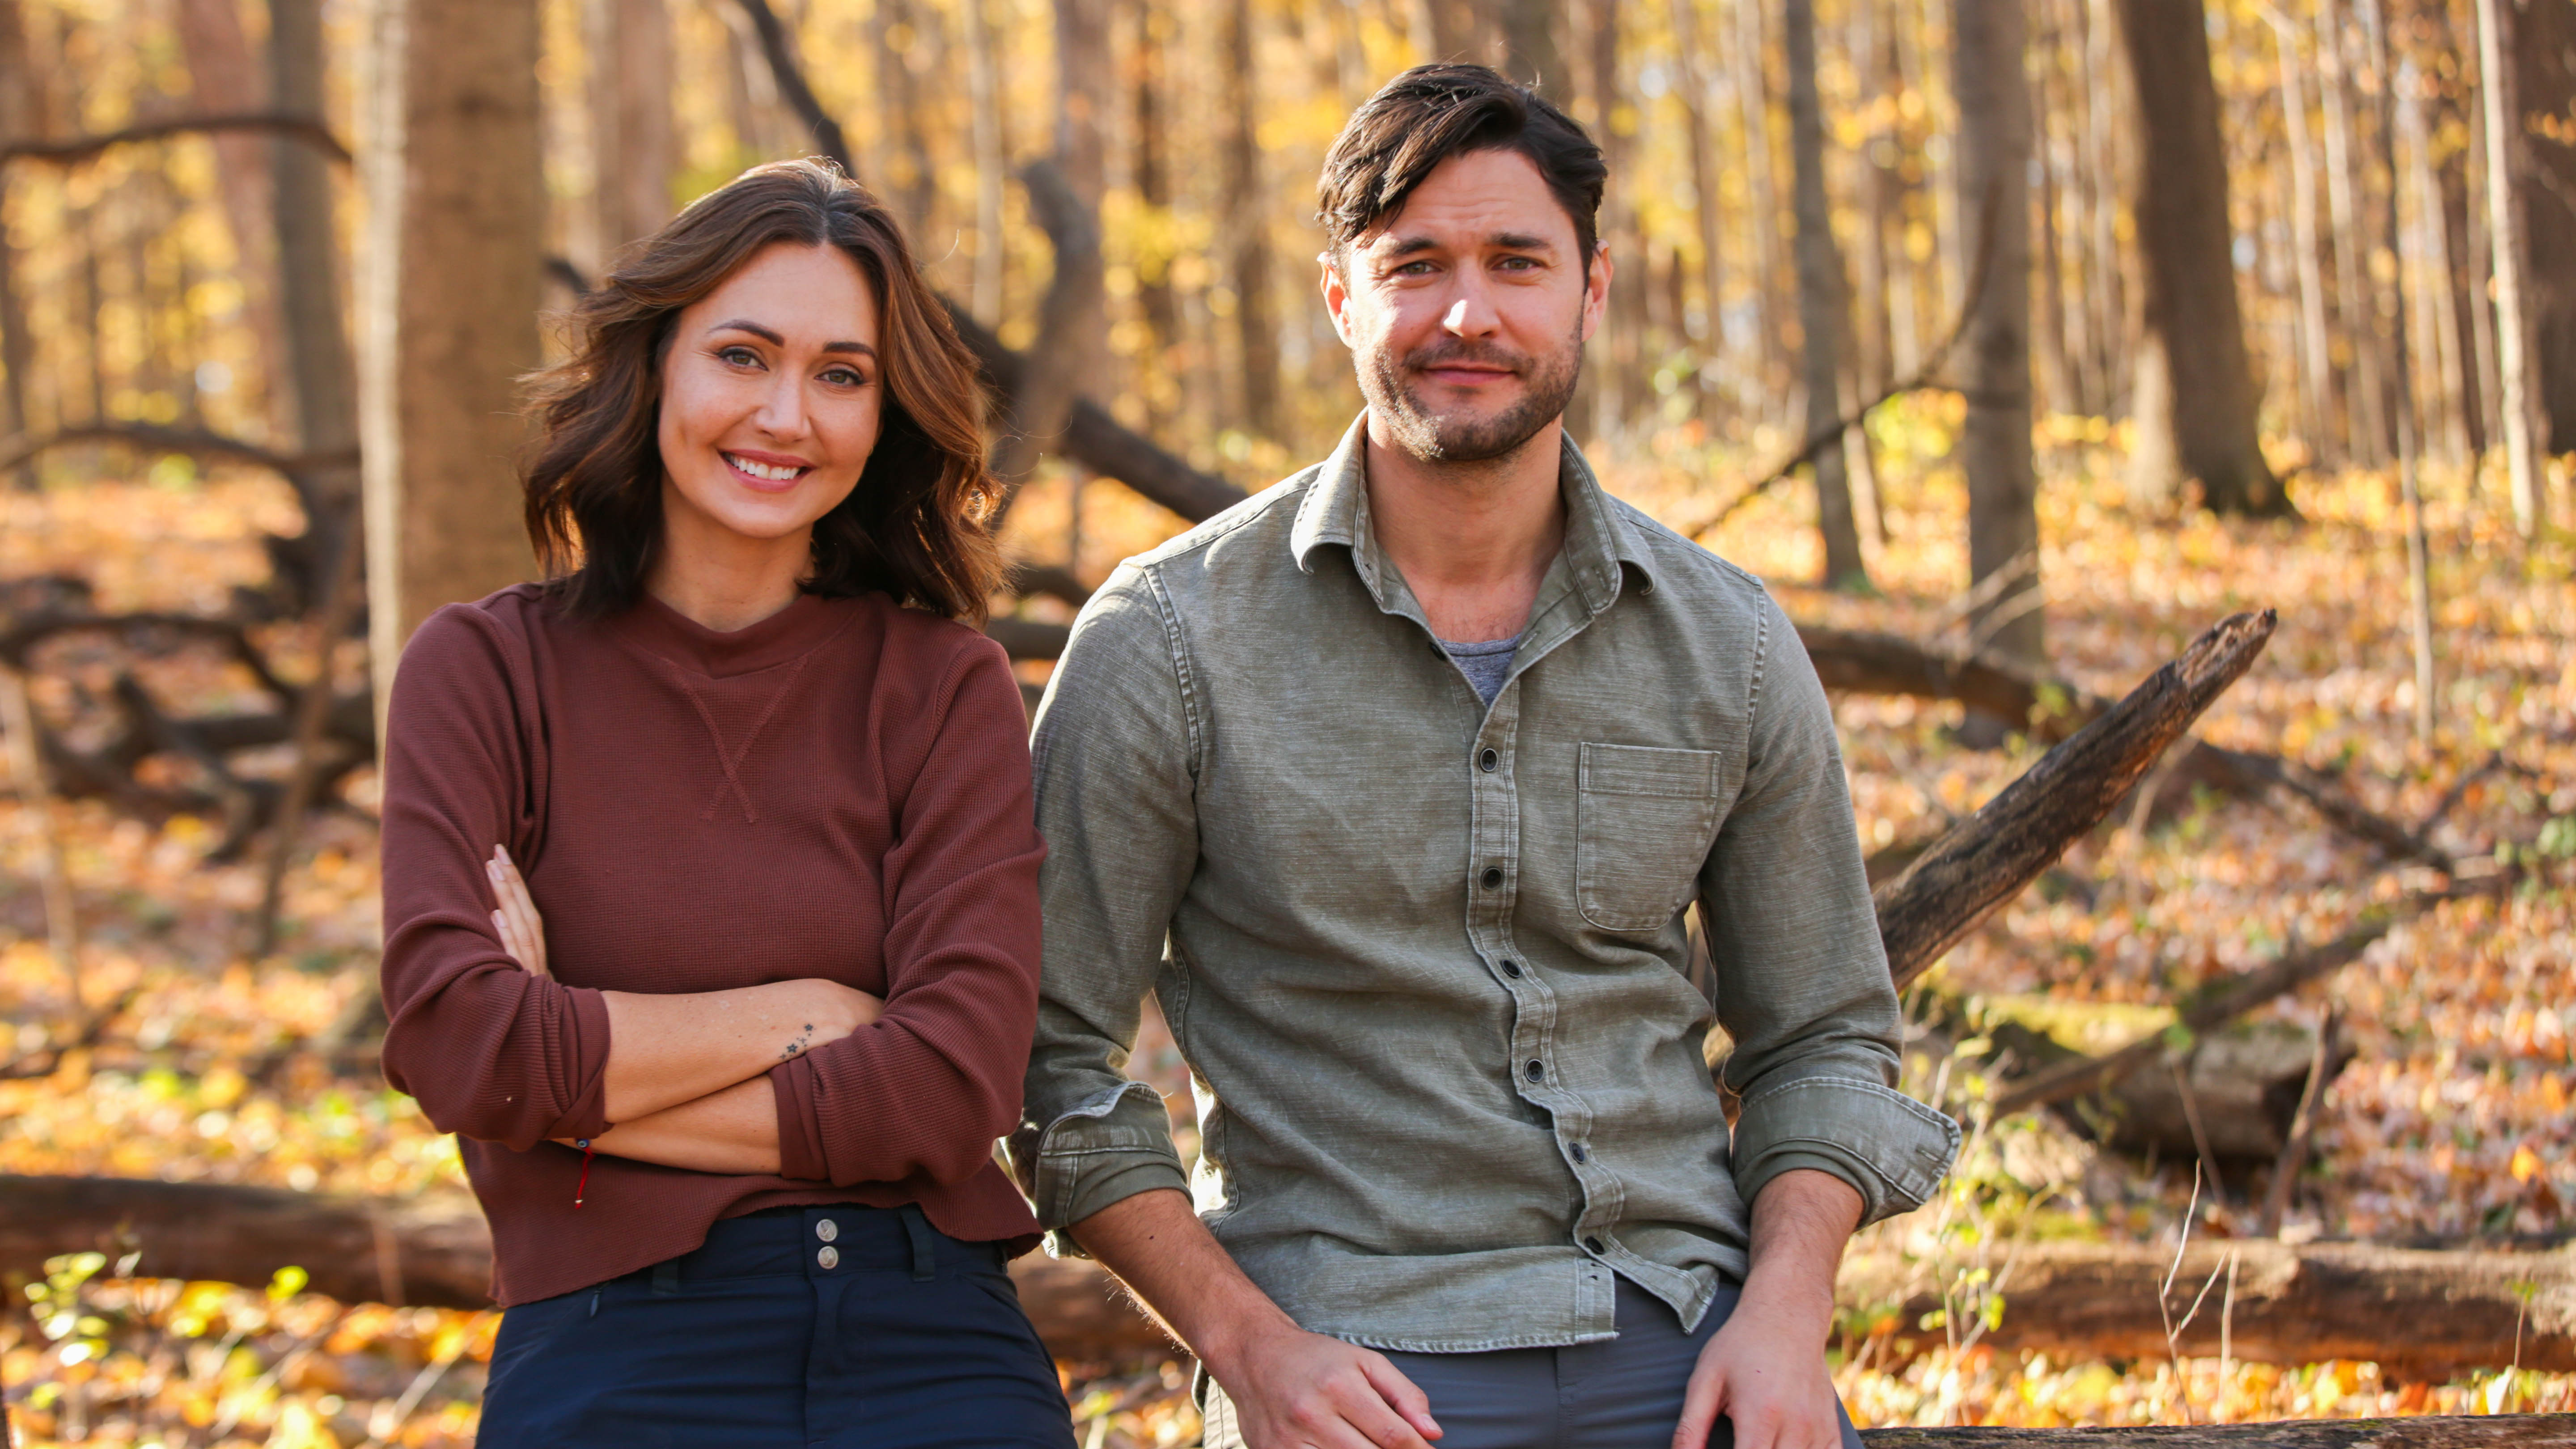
[1418,363,1519,385]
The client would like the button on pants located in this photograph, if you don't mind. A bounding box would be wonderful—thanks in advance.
[1201,1277,1864,1449]
[479,1205,1076,1448]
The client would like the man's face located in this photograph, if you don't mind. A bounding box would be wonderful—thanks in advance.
[1322,148,1611,465]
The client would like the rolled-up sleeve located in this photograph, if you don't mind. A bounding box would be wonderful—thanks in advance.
[1699,596,1958,1225]
[1008,565,1199,1254]
[379,606,614,1151]
[767,640,1047,1188]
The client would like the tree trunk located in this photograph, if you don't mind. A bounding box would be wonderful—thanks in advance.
[1670,0,1726,420]
[271,0,360,548]
[1497,0,1563,96]
[2357,0,2435,745]
[1951,0,2043,668]
[1220,0,1276,439]
[14,1175,2576,1378]
[0,0,36,478]
[172,0,287,439]
[1839,1239,2576,1381]
[964,0,1006,324]
[869,0,931,236]
[1865,1421,2575,1447]
[355,0,543,716]
[1583,0,1635,444]
[2113,0,2284,517]
[584,0,674,265]
[2478,0,2546,535]
[2318,13,2385,466]
[1733,0,1789,418]
[2520,0,2576,461]
[1784,0,1865,590]
[2268,12,2336,470]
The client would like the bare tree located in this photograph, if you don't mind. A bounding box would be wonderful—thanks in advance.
[355,0,544,714]
[1221,0,1277,438]
[963,0,1006,323]
[172,0,284,434]
[1784,0,1865,590]
[2476,0,2545,536]
[271,0,358,538]
[2317,12,2384,466]
[585,0,674,264]
[2263,7,2335,469]
[2114,0,2287,516]
[0,0,35,477]
[1953,0,2043,667]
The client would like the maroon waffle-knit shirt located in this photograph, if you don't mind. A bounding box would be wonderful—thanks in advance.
[378,584,1046,1306]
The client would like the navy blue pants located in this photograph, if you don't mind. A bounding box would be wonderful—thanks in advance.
[478,1205,1076,1449]
[1201,1278,1864,1449]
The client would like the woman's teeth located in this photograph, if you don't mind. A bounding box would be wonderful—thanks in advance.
[726,453,805,482]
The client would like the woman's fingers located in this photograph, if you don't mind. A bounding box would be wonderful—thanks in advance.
[488,845,550,977]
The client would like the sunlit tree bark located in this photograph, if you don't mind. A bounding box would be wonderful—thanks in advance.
[1784,0,1864,590]
[2114,0,2287,517]
[356,0,543,718]
[1953,0,2043,668]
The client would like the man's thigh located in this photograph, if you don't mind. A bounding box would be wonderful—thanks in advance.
[1200,1278,1863,1449]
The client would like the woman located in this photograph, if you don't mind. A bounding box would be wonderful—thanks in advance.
[377,160,1073,1448]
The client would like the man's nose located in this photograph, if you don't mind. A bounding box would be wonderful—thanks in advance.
[1441,277,1500,339]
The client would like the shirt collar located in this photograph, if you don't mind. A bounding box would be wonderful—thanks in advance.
[1291,412,1660,614]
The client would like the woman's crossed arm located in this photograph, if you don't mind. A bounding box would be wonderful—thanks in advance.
[486,845,874,1174]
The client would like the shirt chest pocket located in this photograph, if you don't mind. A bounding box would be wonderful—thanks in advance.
[1575,742,1726,934]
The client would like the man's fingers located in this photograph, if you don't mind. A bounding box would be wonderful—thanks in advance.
[1671,1363,1726,1449]
[1355,1355,1441,1442]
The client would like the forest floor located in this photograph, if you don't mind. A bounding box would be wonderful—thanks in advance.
[1,404,2571,1446]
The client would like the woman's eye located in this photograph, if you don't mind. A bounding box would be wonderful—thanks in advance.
[821,366,868,388]
[717,345,762,368]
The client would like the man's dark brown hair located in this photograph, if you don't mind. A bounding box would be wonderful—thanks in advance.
[521,159,1003,623]
[1317,63,1607,271]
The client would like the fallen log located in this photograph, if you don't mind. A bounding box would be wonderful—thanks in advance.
[14,1175,2573,1374]
[0,1173,1157,1360]
[1838,1238,2576,1381]
[1874,612,2277,988]
[1860,1418,2576,1447]
[1933,994,2350,1161]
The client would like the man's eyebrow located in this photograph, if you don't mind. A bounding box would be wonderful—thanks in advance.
[1488,231,1555,253]
[709,319,876,357]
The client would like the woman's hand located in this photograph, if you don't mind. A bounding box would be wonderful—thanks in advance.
[487,844,549,977]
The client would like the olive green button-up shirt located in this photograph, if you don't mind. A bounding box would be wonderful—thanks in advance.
[1015,417,1958,1353]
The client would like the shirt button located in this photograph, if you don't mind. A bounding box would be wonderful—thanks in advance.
[1571,1143,1588,1163]
[1478,748,1498,772]
[817,1246,840,1270]
[1584,1236,1606,1254]
[1500,959,1522,978]
[815,1219,838,1242]
[1482,867,1504,889]
[1524,1059,1544,1082]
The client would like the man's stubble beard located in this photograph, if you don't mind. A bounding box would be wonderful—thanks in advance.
[1360,317,1586,467]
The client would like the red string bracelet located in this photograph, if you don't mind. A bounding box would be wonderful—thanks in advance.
[573,1139,595,1208]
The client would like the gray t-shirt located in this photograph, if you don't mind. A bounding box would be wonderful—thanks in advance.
[1438,632,1523,706]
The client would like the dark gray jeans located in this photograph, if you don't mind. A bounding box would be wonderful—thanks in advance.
[1199,1278,1865,1449]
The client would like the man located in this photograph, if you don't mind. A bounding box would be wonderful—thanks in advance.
[1016,64,1957,1449]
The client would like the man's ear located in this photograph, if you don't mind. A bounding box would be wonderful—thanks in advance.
[1579,241,1614,345]
[1321,250,1356,348]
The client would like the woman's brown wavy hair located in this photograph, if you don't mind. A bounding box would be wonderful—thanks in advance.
[523,159,1001,623]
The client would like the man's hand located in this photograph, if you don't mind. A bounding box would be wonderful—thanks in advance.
[1072,1189,1441,1449]
[1674,1169,1862,1449]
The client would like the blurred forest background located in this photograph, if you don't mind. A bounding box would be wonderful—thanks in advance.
[0,0,2573,1445]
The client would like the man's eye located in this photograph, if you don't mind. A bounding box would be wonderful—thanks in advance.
[1497,256,1539,271]
[1396,260,1439,276]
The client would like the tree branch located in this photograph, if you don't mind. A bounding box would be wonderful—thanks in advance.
[1874,611,2279,987]
[0,111,350,167]
[987,160,1106,508]
[0,424,356,489]
[729,0,1247,527]
[1682,177,2008,537]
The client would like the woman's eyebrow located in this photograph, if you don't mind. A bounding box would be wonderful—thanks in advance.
[709,319,876,358]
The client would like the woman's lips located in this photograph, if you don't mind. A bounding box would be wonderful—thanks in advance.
[722,451,811,493]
